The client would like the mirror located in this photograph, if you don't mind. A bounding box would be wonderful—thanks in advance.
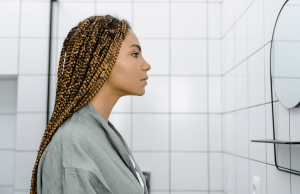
[271,0,300,108]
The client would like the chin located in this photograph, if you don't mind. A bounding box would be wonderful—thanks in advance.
[135,89,146,96]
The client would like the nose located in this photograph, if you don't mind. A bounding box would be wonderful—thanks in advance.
[144,61,151,72]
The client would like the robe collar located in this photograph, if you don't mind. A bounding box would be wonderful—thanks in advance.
[80,101,143,188]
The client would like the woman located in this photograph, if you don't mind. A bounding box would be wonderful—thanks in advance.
[30,15,151,194]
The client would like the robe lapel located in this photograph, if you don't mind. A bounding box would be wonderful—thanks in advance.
[84,102,140,184]
[108,121,148,194]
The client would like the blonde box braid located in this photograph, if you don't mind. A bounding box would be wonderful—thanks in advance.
[30,15,131,194]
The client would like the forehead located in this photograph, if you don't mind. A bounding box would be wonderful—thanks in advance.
[122,29,140,46]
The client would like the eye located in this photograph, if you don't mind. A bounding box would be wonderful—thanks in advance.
[132,52,139,58]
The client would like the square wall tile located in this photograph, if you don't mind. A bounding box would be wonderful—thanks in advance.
[0,151,14,185]
[208,40,222,75]
[209,114,222,151]
[291,145,300,172]
[96,2,132,26]
[235,61,247,110]
[208,3,221,38]
[236,157,249,194]
[222,0,234,36]
[292,174,300,193]
[224,70,235,112]
[171,114,207,151]
[273,101,289,140]
[0,115,16,149]
[210,153,222,190]
[222,76,226,112]
[171,153,208,190]
[58,3,95,38]
[0,187,13,194]
[0,78,18,113]
[16,113,46,151]
[234,13,247,66]
[134,3,169,38]
[247,0,264,56]
[223,29,234,74]
[19,39,49,75]
[133,76,169,112]
[249,160,266,194]
[111,95,132,113]
[108,114,131,149]
[235,109,248,158]
[0,2,20,37]
[171,39,207,75]
[275,144,291,170]
[133,114,169,151]
[234,0,247,22]
[17,75,48,112]
[0,39,19,75]
[138,39,169,75]
[224,112,235,154]
[20,2,50,37]
[249,105,266,162]
[14,152,37,190]
[171,76,207,113]
[267,165,290,194]
[132,152,169,190]
[224,153,235,194]
[209,76,222,112]
[171,3,206,38]
[248,47,265,107]
[264,0,286,44]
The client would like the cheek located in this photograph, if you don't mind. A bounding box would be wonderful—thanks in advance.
[110,63,136,86]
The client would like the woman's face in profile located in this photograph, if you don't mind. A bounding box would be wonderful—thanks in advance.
[104,29,151,97]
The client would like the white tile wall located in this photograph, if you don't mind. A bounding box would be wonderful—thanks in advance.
[134,3,169,38]
[19,39,49,75]
[170,114,207,151]
[1,0,223,193]
[171,39,207,75]
[171,153,208,190]
[0,2,20,37]
[222,0,299,193]
[0,151,14,186]
[170,3,207,38]
[20,2,50,38]
[0,39,19,75]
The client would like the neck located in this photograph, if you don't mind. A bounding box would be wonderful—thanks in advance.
[89,82,121,124]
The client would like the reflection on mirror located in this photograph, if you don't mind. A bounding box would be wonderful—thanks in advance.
[271,0,300,108]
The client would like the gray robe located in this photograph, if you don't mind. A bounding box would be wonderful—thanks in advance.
[36,101,148,194]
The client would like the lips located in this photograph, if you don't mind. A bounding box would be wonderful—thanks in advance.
[141,76,148,81]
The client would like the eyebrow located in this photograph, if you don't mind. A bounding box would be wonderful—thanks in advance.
[129,44,142,52]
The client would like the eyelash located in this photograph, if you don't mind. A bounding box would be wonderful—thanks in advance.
[132,52,139,58]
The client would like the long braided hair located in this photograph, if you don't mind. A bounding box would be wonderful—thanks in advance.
[30,14,132,194]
